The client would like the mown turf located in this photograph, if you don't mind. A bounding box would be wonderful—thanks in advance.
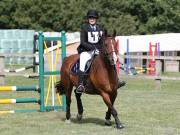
[0,75,179,135]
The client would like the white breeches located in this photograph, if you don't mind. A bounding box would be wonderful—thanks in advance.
[80,51,94,72]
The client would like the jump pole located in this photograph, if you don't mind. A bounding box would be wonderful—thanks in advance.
[0,31,66,113]
[61,31,66,112]
[0,86,38,91]
[0,98,38,104]
[38,31,66,112]
[126,39,129,75]
[38,32,45,112]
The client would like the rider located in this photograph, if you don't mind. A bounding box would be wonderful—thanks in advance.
[76,9,126,93]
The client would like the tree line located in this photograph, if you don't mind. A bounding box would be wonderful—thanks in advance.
[0,0,180,35]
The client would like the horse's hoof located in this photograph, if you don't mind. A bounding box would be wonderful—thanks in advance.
[76,114,83,121]
[105,120,111,126]
[115,124,124,129]
[65,119,71,124]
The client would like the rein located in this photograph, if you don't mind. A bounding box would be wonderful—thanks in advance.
[100,37,117,61]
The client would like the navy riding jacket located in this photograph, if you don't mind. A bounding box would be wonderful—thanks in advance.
[77,23,104,54]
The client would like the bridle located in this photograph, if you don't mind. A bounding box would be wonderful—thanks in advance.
[102,37,117,61]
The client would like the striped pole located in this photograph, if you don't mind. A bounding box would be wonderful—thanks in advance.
[158,42,160,57]
[126,39,129,75]
[0,110,38,114]
[0,86,38,92]
[4,65,35,73]
[0,98,39,104]
[0,110,15,114]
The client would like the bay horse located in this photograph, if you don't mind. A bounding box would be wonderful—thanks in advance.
[56,31,124,129]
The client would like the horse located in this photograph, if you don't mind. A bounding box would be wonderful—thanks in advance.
[56,31,124,129]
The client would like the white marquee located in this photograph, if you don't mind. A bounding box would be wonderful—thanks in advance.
[116,33,180,54]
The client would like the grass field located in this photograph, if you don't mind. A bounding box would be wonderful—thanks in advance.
[0,75,180,135]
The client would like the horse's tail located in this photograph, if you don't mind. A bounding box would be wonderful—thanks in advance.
[55,81,65,95]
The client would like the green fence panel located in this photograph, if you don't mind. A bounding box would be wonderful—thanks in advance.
[0,29,35,65]
[11,48,19,53]
[9,57,18,64]
[4,30,14,39]
[1,39,12,49]
[26,39,33,48]
[19,30,27,39]
[17,57,26,64]
[11,40,19,49]
[0,30,5,39]
[19,30,35,39]
[0,48,11,53]
[18,39,27,49]
[24,57,33,64]
[25,48,33,53]
[5,57,10,64]
[13,29,21,39]
[18,48,27,53]
[27,30,35,39]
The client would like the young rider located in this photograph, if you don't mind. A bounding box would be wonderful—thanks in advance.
[76,10,125,93]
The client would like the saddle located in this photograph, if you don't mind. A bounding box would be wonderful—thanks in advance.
[71,58,93,75]
[70,55,100,94]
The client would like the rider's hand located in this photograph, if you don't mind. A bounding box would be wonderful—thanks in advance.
[94,49,99,55]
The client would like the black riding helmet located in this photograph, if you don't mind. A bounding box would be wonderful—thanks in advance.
[87,10,99,19]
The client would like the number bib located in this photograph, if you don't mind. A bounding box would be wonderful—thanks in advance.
[88,31,103,44]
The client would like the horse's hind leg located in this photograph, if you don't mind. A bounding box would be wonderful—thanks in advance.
[101,92,124,129]
[65,84,73,123]
[74,90,83,121]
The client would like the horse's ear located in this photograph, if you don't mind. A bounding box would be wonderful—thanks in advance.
[112,30,116,37]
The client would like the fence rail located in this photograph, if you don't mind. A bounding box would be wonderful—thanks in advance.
[126,75,180,81]
[122,55,180,60]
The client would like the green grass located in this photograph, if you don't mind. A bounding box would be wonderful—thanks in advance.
[0,76,179,135]
[161,72,180,77]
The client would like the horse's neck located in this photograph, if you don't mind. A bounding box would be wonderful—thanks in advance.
[100,54,118,85]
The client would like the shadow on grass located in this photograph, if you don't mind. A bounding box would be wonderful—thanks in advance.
[72,117,108,126]
[60,116,115,127]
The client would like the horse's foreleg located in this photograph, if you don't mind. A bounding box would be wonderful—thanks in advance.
[105,91,118,126]
[105,108,111,126]
[101,92,124,129]
[111,106,124,129]
[74,90,83,121]
[65,85,73,123]
[111,92,124,129]
[105,92,117,126]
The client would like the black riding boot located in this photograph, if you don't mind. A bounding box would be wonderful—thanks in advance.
[117,80,126,89]
[76,71,85,93]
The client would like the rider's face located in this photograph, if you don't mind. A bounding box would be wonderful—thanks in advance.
[88,17,97,25]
